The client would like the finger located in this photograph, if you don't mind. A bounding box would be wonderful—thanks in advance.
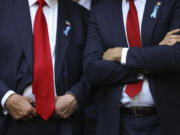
[21,113,35,121]
[59,107,69,119]
[51,112,61,119]
[19,117,29,122]
[167,35,180,40]
[159,40,164,45]
[102,54,107,60]
[159,36,180,45]
[58,104,66,112]
[32,108,37,117]
[25,107,36,120]
[55,105,66,116]
[63,109,74,119]
[26,113,34,120]
[18,113,33,122]
[166,40,177,46]
[103,53,112,60]
[167,29,180,35]
[58,111,65,118]
[62,105,75,119]
[104,49,112,55]
[24,96,33,103]
[176,38,180,43]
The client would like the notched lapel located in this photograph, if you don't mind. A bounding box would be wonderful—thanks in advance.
[141,0,164,46]
[55,0,72,85]
[10,0,33,72]
[107,0,128,47]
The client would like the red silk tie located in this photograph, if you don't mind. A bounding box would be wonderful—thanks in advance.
[125,0,143,98]
[33,0,55,120]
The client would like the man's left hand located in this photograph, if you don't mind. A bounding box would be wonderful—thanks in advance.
[159,29,180,46]
[54,94,78,119]
[103,47,123,62]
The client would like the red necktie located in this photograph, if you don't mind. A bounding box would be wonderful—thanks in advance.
[125,0,143,98]
[33,0,55,120]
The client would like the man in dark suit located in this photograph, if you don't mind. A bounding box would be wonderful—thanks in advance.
[83,0,180,135]
[0,0,89,135]
[72,1,99,134]
[72,1,102,135]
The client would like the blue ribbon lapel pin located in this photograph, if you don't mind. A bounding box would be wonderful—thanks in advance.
[150,2,162,19]
[63,21,71,37]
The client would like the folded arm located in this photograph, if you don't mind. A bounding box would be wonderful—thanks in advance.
[83,11,140,87]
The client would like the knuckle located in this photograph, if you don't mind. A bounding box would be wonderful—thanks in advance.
[55,107,59,112]
[23,111,29,117]
[55,110,61,115]
[29,107,34,113]
[17,115,24,120]
[14,116,20,120]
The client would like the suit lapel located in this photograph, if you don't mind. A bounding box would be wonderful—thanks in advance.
[107,0,128,47]
[141,0,164,47]
[55,0,72,85]
[10,0,33,72]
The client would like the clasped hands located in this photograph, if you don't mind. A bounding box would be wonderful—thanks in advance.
[5,93,77,121]
[103,29,180,61]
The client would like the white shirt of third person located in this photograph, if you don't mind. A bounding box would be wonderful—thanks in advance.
[78,0,91,10]
[120,0,154,107]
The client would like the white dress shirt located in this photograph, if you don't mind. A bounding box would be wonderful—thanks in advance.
[120,0,154,107]
[1,0,58,111]
[78,0,91,10]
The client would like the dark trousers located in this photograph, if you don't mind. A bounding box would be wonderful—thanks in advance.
[120,112,162,135]
[83,99,97,135]
[83,118,96,135]
[2,115,72,135]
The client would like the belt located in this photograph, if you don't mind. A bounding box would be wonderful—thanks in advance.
[120,107,157,117]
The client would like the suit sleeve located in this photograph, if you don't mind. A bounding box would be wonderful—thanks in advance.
[66,6,91,108]
[0,79,10,102]
[68,76,90,108]
[125,1,180,75]
[83,10,139,87]
[0,78,10,113]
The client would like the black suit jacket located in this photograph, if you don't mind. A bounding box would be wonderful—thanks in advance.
[91,0,102,7]
[83,0,180,135]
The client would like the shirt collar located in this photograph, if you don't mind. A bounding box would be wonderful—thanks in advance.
[28,0,57,8]
[29,0,36,7]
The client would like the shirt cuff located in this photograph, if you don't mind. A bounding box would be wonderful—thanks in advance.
[1,90,15,115]
[121,48,129,65]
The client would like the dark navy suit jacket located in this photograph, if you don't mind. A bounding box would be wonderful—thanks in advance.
[83,0,180,135]
[91,0,102,7]
[0,0,89,133]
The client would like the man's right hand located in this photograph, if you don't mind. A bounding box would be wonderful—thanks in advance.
[5,94,36,121]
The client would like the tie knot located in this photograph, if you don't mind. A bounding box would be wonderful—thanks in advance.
[37,0,46,7]
[128,0,135,6]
